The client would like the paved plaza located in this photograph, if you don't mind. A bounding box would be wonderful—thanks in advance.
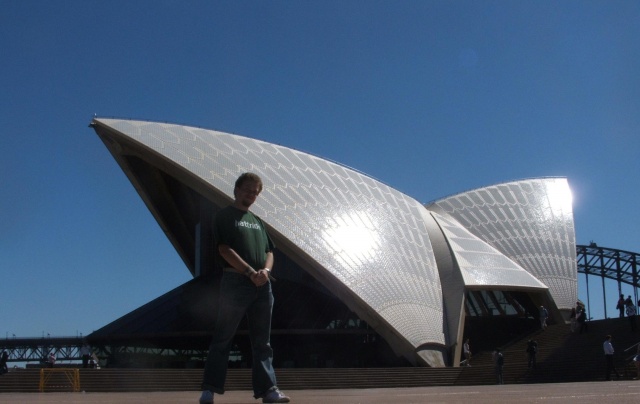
[1,381,640,404]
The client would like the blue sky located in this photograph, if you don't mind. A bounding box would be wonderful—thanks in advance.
[1,1,639,340]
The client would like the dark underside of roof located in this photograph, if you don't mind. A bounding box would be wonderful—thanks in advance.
[87,251,368,351]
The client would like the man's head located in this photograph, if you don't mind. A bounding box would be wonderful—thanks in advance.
[233,172,263,210]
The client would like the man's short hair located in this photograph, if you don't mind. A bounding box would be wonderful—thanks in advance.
[235,172,263,192]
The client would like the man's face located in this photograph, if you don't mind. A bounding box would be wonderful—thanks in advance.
[235,180,261,209]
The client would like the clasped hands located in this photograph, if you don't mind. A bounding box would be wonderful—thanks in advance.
[249,269,271,286]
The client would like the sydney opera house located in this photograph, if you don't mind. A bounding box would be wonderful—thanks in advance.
[88,118,576,368]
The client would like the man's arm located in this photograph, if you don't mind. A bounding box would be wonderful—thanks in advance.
[263,251,274,272]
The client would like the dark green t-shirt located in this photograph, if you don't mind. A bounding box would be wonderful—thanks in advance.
[214,205,275,269]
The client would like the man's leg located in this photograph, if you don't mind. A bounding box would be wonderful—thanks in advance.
[605,356,612,380]
[246,282,277,399]
[202,274,253,394]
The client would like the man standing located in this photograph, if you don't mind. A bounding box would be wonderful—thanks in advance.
[47,352,56,368]
[603,335,620,381]
[80,343,91,368]
[617,294,626,318]
[576,302,588,333]
[0,351,8,375]
[200,173,290,404]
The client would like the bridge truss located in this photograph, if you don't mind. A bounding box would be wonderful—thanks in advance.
[0,336,208,366]
[577,243,639,319]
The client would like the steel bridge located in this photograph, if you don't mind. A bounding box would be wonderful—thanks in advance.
[577,243,639,320]
[2,244,638,365]
[0,335,209,366]
[0,337,85,366]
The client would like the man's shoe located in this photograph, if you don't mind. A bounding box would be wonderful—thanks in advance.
[199,390,213,404]
[262,387,290,403]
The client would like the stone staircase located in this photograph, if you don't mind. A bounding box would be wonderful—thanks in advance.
[0,367,463,393]
[2,318,638,392]
[455,317,640,385]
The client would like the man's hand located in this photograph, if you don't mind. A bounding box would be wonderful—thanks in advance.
[249,269,270,286]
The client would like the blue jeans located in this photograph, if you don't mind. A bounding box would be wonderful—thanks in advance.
[201,272,277,398]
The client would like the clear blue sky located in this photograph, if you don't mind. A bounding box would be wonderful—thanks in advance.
[1,1,639,339]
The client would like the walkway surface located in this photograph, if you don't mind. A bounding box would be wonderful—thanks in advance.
[2,381,640,404]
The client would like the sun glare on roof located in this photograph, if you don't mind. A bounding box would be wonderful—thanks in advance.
[546,179,573,218]
[323,212,381,266]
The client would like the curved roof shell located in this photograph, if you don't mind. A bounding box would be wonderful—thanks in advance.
[426,178,577,311]
[91,118,445,365]
[430,211,549,290]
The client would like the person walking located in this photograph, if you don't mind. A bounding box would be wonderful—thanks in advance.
[539,305,548,330]
[462,338,472,366]
[199,173,290,404]
[626,296,637,332]
[526,339,538,369]
[493,348,504,384]
[603,335,620,381]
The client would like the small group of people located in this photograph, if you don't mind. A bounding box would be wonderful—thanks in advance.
[38,345,99,369]
[615,294,640,318]
[615,294,637,331]
[80,343,99,369]
[544,302,588,333]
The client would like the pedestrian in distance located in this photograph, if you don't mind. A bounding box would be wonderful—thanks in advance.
[493,348,504,384]
[617,294,626,318]
[80,343,92,368]
[462,338,472,367]
[625,296,637,332]
[603,334,620,381]
[633,343,640,380]
[47,352,56,368]
[526,339,538,369]
[199,173,290,404]
[0,351,8,375]
[577,302,588,333]
[569,307,577,333]
[539,305,548,330]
